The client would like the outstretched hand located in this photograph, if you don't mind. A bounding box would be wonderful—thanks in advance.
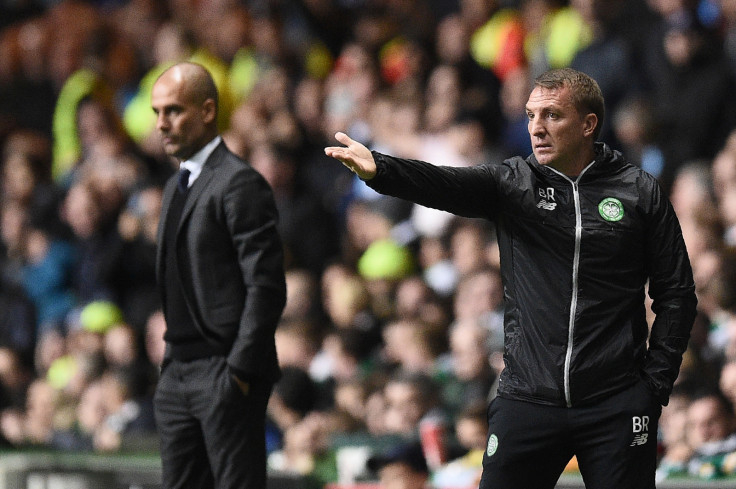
[324,132,377,180]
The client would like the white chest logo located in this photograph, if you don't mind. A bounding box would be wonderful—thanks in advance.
[537,187,557,210]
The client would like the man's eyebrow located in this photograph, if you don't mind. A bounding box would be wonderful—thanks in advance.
[525,105,549,112]
[527,103,559,112]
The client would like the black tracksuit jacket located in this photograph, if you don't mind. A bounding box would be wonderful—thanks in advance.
[367,143,697,407]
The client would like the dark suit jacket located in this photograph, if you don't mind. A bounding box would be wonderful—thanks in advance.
[156,142,286,383]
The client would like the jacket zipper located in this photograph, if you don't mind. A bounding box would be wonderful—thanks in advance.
[565,179,582,407]
[551,162,595,407]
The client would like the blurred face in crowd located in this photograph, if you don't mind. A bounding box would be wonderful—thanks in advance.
[526,84,597,174]
[450,320,490,381]
[77,100,117,154]
[63,183,102,239]
[2,153,36,203]
[378,463,428,489]
[454,269,503,321]
[455,416,489,451]
[151,65,217,161]
[686,396,734,448]
[383,381,425,434]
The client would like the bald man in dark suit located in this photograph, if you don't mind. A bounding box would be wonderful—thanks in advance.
[152,62,286,489]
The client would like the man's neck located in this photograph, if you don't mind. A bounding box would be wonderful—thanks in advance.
[553,146,596,178]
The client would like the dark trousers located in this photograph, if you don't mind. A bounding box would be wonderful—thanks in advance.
[154,356,273,489]
[479,380,662,489]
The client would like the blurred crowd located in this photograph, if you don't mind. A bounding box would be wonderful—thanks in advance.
[2,0,736,487]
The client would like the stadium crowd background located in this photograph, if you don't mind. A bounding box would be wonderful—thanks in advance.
[2,0,736,487]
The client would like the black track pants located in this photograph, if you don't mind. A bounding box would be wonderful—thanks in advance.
[479,380,662,489]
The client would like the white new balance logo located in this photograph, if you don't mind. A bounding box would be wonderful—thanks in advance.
[537,200,557,210]
[631,434,648,446]
[630,416,650,446]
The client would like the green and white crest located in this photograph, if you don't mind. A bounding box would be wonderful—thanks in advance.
[598,197,624,222]
[486,434,499,457]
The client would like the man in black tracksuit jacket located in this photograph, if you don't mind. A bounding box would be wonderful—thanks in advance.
[326,68,697,488]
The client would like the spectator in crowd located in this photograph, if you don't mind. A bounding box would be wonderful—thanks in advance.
[249,142,340,274]
[434,13,504,148]
[21,216,78,336]
[51,22,137,181]
[0,200,29,287]
[640,4,736,190]
[381,319,445,376]
[102,322,156,400]
[366,441,431,489]
[1,130,59,223]
[439,318,497,418]
[499,66,535,159]
[2,378,59,447]
[311,327,377,388]
[0,273,36,369]
[447,219,497,279]
[611,96,665,178]
[432,401,488,489]
[93,368,156,452]
[107,184,162,331]
[452,266,504,328]
[569,0,642,145]
[60,179,121,305]
[271,366,320,426]
[282,268,323,324]
[393,275,450,333]
[382,371,444,438]
[330,376,373,433]
[274,319,322,374]
[676,391,736,479]
[0,347,32,412]
[320,262,381,352]
[657,385,696,480]
[62,376,107,451]
[688,391,736,445]
[267,410,341,488]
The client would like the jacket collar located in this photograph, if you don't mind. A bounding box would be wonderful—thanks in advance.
[527,142,625,181]
[179,135,222,184]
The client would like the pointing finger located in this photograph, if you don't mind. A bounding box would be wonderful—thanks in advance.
[335,132,353,146]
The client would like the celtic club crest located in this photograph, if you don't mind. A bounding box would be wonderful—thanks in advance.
[598,197,624,222]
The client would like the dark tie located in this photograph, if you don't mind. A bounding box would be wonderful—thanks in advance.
[177,168,191,193]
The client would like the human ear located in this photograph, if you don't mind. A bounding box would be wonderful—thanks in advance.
[583,113,598,138]
[202,98,217,124]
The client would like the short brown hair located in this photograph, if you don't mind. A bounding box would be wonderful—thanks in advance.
[534,68,605,140]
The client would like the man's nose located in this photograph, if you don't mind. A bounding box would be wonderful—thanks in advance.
[156,113,169,131]
[529,118,545,137]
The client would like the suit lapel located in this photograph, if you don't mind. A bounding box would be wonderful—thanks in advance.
[176,143,224,235]
[157,142,227,281]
